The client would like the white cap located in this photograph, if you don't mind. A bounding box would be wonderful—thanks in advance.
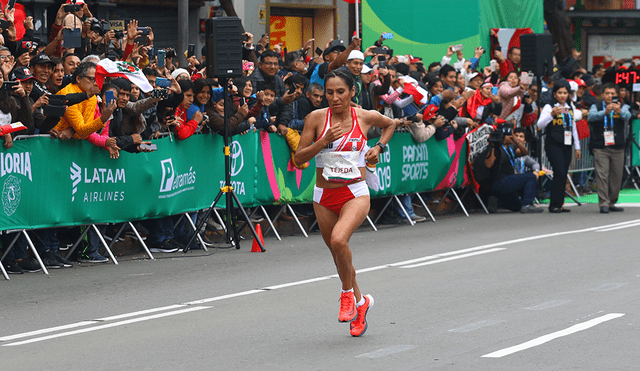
[361,64,372,74]
[171,68,190,80]
[347,50,365,61]
[397,55,409,64]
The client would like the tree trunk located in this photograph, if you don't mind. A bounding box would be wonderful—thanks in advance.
[543,0,573,64]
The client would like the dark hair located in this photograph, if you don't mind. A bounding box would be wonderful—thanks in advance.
[62,52,80,63]
[592,84,604,96]
[192,78,211,96]
[178,79,193,94]
[508,46,520,55]
[324,69,355,90]
[284,51,302,69]
[395,63,410,77]
[500,71,519,83]
[422,72,437,85]
[143,67,160,77]
[592,64,605,74]
[263,83,276,94]
[233,75,251,95]
[260,50,279,62]
[101,82,118,95]
[428,62,441,71]
[111,77,132,92]
[284,73,307,90]
[513,127,526,135]
[72,61,96,85]
[427,77,443,93]
[602,82,617,93]
[439,64,455,78]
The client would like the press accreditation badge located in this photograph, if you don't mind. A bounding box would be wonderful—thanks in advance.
[564,131,572,145]
[604,131,615,146]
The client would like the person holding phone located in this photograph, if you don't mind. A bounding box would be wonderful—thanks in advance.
[537,82,582,213]
[498,71,528,120]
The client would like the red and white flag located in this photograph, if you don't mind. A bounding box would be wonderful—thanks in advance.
[95,59,154,93]
[491,28,532,59]
[341,0,361,3]
[403,82,429,105]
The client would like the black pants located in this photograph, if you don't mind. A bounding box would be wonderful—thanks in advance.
[545,143,573,209]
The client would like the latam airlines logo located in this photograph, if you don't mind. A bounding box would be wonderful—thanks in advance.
[70,162,126,202]
[158,158,196,199]
[1,152,32,216]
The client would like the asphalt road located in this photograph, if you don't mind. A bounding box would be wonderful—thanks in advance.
[2,204,639,370]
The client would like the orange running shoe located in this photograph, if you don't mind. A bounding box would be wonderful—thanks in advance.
[338,292,357,322]
[350,294,374,337]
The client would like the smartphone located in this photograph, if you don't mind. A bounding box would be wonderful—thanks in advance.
[315,47,323,56]
[373,47,387,55]
[63,28,83,49]
[452,44,464,52]
[1,81,18,91]
[490,59,497,72]
[137,27,150,37]
[156,77,171,88]
[7,0,16,10]
[239,97,247,106]
[491,86,498,95]
[612,97,619,104]
[0,20,9,29]
[379,60,386,68]
[139,143,157,151]
[382,32,393,40]
[157,49,166,68]
[188,44,195,58]
[44,105,66,117]
[495,45,502,52]
[561,107,570,114]
[105,90,115,105]
[520,72,533,85]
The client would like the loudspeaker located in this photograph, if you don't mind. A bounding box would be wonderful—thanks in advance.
[206,17,243,78]
[519,33,554,77]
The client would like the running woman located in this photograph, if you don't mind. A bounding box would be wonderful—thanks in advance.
[295,69,397,336]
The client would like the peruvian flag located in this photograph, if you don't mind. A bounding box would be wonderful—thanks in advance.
[342,0,361,3]
[490,28,532,59]
[403,82,429,105]
[95,59,154,93]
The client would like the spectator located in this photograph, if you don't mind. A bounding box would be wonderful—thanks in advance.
[8,66,36,135]
[309,39,346,86]
[51,61,115,140]
[537,82,582,213]
[249,49,286,96]
[495,46,521,78]
[278,50,307,79]
[475,124,543,213]
[512,127,541,175]
[29,53,55,102]
[498,71,528,120]
[0,46,15,80]
[172,79,202,140]
[588,83,631,213]
[47,57,65,93]
[290,82,324,129]
[252,83,278,133]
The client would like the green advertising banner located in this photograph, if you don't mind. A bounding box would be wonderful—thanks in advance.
[631,120,640,167]
[363,0,544,67]
[0,132,470,231]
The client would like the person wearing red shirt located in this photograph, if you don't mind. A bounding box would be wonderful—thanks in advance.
[173,79,203,140]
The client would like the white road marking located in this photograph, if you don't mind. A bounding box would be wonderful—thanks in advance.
[356,345,417,358]
[2,219,637,346]
[481,313,625,358]
[589,283,629,292]
[400,248,506,269]
[525,300,572,311]
[596,221,640,232]
[2,306,211,347]
[450,320,505,333]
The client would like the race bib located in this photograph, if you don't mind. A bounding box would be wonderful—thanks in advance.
[564,131,572,146]
[604,131,615,146]
[321,151,362,183]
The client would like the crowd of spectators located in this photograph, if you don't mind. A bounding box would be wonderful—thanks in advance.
[2,0,640,274]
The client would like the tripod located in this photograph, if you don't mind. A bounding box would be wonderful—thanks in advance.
[183,77,265,252]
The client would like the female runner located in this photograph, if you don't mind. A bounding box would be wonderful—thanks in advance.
[295,69,397,337]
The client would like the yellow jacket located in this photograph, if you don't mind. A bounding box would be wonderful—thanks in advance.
[54,83,104,139]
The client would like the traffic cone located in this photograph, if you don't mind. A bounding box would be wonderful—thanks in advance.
[251,223,266,252]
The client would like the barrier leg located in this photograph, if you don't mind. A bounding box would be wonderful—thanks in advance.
[394,195,415,226]
[23,230,48,275]
[414,193,436,222]
[373,197,394,224]
[65,226,91,260]
[567,174,580,198]
[366,215,377,231]
[451,188,470,214]
[108,223,128,250]
[286,204,309,238]
[451,189,470,217]
[1,230,21,262]
[128,222,154,259]
[265,206,286,237]
[260,205,281,241]
[183,213,208,251]
[436,188,452,211]
[92,224,118,265]
[474,192,489,214]
[212,208,227,232]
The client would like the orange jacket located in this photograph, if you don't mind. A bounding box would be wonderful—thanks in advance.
[54,83,104,139]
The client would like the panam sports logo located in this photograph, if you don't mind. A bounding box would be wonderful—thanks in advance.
[158,158,196,199]
[70,162,126,203]
[1,152,32,216]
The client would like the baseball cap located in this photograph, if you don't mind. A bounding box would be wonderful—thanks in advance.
[347,50,364,61]
[323,40,346,57]
[468,72,482,81]
[10,66,36,82]
[574,78,586,87]
[361,64,372,74]
[30,53,56,67]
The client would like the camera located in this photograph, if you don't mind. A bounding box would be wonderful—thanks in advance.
[1,81,19,91]
[488,123,513,144]
[0,19,10,29]
[113,30,124,39]
[241,33,250,42]
[165,48,177,59]
[64,0,81,13]
[89,18,110,36]
[137,27,150,37]
[44,95,67,117]
[149,88,169,100]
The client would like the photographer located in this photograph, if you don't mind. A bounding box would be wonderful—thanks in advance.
[588,83,631,213]
[475,124,543,213]
[1,67,33,147]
